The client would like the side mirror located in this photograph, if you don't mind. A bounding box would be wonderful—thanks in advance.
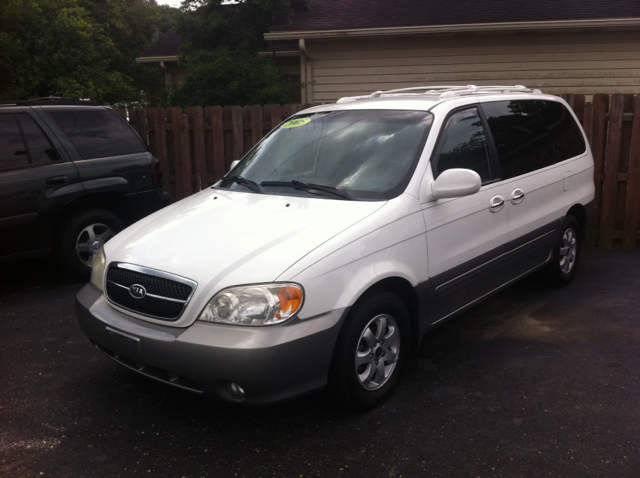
[228,160,240,173]
[431,168,482,199]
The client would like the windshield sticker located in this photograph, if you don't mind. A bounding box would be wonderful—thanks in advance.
[282,118,311,128]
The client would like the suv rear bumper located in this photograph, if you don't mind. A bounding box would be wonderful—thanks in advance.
[76,284,346,405]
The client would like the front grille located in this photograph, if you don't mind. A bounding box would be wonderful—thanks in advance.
[106,263,196,321]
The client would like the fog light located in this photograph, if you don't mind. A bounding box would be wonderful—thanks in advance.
[227,382,245,400]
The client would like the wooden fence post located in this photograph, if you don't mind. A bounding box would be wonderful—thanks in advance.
[186,107,207,191]
[179,113,192,197]
[599,94,625,248]
[588,94,609,247]
[231,105,244,161]
[130,107,148,145]
[622,95,640,249]
[268,104,283,130]
[151,107,171,195]
[169,107,184,200]
[206,106,225,182]
[249,105,263,150]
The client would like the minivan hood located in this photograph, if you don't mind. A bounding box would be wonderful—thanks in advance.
[105,188,385,299]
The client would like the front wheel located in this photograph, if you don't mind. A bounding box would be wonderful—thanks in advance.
[541,215,582,286]
[327,291,411,411]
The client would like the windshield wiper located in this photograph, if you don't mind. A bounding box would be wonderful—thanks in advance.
[261,180,354,200]
[221,176,263,193]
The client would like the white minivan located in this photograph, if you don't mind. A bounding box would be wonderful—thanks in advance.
[76,86,595,410]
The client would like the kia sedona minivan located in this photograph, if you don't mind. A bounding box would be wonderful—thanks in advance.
[76,85,595,410]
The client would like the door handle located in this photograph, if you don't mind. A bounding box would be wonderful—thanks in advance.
[489,195,505,213]
[511,188,525,205]
[46,176,69,186]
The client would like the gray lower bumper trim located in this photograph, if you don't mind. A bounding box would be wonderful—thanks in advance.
[76,283,348,405]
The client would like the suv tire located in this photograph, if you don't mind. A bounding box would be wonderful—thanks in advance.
[57,209,124,280]
[327,291,410,411]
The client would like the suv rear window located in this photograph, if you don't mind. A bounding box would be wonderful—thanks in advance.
[49,110,146,160]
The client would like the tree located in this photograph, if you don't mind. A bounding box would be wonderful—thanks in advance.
[172,0,295,106]
[0,0,168,104]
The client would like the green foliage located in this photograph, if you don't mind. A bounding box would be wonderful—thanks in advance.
[173,0,295,106]
[0,0,172,105]
[172,47,292,106]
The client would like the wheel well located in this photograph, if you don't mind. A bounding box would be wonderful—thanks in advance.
[53,193,130,246]
[354,277,421,359]
[567,204,587,239]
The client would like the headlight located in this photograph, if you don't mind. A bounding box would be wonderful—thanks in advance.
[90,248,106,292]
[198,283,303,326]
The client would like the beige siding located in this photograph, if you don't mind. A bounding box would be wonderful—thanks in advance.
[304,31,640,102]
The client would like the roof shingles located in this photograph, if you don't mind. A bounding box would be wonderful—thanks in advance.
[139,29,183,58]
[271,0,640,32]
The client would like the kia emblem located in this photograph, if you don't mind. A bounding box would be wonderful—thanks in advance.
[129,284,147,299]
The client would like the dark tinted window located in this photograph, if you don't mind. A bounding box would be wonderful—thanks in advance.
[49,110,146,159]
[17,113,59,164]
[432,108,494,183]
[482,100,586,180]
[0,114,28,171]
[537,101,586,162]
[482,101,554,179]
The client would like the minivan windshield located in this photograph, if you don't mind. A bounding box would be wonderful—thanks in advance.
[218,110,433,200]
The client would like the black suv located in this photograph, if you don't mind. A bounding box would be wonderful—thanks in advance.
[0,98,170,279]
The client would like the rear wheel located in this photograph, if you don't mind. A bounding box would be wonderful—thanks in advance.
[542,215,581,286]
[57,209,124,280]
[327,291,410,411]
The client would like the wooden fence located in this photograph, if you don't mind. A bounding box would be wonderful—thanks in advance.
[120,94,640,249]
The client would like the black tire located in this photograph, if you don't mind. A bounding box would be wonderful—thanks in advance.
[326,291,411,411]
[56,208,124,281]
[541,215,581,286]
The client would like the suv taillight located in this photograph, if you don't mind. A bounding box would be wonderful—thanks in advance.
[153,158,163,188]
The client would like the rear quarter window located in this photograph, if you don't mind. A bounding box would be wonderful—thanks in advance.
[49,109,146,160]
[482,100,586,180]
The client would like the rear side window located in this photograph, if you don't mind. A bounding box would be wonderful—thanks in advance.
[482,100,586,180]
[482,101,554,179]
[0,114,28,171]
[17,113,60,164]
[49,110,146,160]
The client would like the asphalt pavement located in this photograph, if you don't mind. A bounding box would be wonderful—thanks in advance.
[1,248,639,477]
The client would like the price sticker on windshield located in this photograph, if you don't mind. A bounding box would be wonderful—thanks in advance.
[282,118,311,128]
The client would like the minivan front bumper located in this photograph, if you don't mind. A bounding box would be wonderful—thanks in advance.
[76,284,346,405]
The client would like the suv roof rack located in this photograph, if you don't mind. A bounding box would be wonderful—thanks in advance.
[0,97,99,107]
[337,85,542,103]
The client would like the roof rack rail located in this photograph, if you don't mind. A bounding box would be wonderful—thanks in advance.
[0,97,98,107]
[336,85,541,103]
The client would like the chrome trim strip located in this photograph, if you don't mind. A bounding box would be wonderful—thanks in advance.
[107,280,188,304]
[112,262,198,289]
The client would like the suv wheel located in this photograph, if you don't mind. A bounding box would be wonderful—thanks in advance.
[327,291,410,411]
[57,209,124,280]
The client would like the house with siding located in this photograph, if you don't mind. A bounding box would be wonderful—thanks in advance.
[138,0,640,103]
